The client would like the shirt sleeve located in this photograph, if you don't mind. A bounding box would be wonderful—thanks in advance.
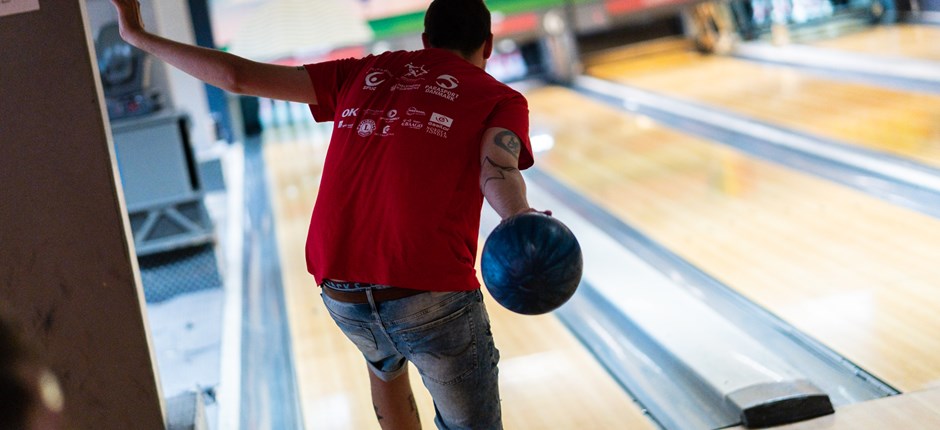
[484,93,534,170]
[304,57,368,122]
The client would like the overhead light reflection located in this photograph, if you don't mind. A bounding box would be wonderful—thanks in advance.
[531,133,555,153]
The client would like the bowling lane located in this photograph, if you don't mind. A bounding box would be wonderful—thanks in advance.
[526,86,940,392]
[808,25,940,62]
[586,40,940,168]
[262,125,655,429]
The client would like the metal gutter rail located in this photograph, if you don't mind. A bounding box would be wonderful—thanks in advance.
[486,172,896,429]
[573,76,940,220]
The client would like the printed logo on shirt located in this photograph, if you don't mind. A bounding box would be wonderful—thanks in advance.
[341,108,359,118]
[425,77,459,102]
[407,107,426,117]
[402,119,424,130]
[357,119,376,137]
[383,109,400,124]
[426,127,447,139]
[365,109,385,116]
[429,112,454,129]
[380,124,394,137]
[435,74,459,90]
[426,112,453,139]
[391,83,422,91]
[336,120,354,129]
[364,69,391,90]
[404,63,429,79]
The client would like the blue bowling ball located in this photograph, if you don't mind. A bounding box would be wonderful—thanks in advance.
[481,212,583,315]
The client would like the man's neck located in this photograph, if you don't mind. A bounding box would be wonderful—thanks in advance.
[434,47,485,69]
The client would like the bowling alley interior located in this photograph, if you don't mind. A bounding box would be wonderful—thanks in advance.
[3,0,940,428]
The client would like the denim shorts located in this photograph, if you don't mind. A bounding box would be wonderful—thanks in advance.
[320,286,502,430]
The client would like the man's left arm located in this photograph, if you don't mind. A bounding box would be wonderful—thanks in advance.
[109,0,316,104]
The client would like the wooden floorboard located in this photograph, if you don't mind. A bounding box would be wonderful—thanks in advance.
[262,125,655,429]
[808,24,940,61]
[585,40,940,169]
[525,86,940,393]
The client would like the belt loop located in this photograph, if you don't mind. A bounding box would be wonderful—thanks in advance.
[366,288,378,311]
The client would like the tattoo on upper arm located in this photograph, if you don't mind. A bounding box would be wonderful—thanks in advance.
[493,130,522,159]
[481,156,519,192]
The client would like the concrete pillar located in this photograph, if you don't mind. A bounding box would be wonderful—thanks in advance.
[0,1,165,429]
[539,8,581,85]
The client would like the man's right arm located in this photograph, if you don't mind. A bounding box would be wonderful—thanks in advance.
[110,0,316,104]
[480,127,531,219]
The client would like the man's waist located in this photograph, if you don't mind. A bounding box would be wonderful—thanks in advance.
[321,279,393,291]
[321,279,426,304]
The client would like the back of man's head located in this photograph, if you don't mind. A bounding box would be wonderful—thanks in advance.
[424,0,492,57]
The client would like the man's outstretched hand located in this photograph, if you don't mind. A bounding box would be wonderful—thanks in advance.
[109,0,146,44]
[515,208,553,217]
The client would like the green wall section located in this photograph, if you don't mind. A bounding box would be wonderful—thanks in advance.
[367,0,573,39]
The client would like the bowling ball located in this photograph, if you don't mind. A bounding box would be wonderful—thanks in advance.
[481,212,583,315]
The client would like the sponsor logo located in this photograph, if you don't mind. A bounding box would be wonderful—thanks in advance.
[435,74,459,90]
[364,69,390,89]
[426,127,447,139]
[341,108,359,118]
[402,119,424,130]
[365,109,385,116]
[383,109,400,123]
[391,83,421,91]
[429,112,454,129]
[407,107,426,116]
[357,119,376,137]
[380,125,394,137]
[404,63,429,79]
[336,120,354,129]
[426,112,453,139]
[425,83,459,101]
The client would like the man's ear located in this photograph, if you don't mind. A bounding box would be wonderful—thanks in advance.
[483,34,494,59]
[422,33,431,49]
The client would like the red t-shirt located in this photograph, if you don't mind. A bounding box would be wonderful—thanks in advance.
[304,48,533,292]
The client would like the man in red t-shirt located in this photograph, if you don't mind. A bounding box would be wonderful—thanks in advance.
[111,0,539,428]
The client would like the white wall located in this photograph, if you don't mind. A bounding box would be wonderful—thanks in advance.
[86,0,216,150]
[151,0,216,150]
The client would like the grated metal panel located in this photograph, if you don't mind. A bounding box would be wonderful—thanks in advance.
[138,244,222,303]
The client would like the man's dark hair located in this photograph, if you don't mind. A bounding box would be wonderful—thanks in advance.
[424,0,492,57]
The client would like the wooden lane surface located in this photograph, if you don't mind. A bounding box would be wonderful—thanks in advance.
[732,388,940,429]
[808,24,940,62]
[585,40,940,168]
[261,126,655,429]
[525,86,940,393]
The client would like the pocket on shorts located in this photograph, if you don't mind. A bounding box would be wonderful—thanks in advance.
[322,296,378,352]
[400,301,478,385]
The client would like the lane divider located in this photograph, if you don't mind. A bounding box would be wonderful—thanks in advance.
[574,76,940,218]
